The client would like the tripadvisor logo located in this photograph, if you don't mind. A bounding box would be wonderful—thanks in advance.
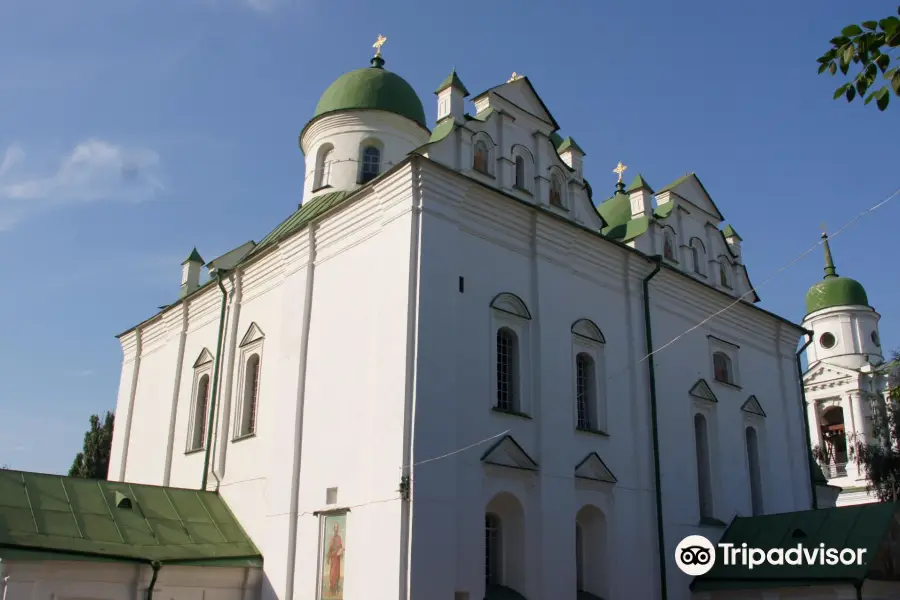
[675,535,867,577]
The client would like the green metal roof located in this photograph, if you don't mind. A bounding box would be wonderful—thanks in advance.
[182,248,204,265]
[556,136,585,155]
[312,58,427,129]
[247,190,355,259]
[722,224,742,241]
[805,234,869,315]
[0,470,261,566]
[692,503,897,591]
[625,174,653,193]
[549,132,564,149]
[428,118,456,143]
[435,69,469,96]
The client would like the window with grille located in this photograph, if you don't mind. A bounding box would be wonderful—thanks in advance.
[576,353,595,429]
[496,328,518,411]
[359,146,381,183]
[191,374,210,451]
[485,513,502,585]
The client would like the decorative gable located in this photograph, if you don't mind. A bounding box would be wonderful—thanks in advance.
[689,379,718,403]
[474,77,558,129]
[741,395,766,418]
[574,452,617,484]
[239,322,265,347]
[480,435,538,471]
[657,173,723,221]
[193,348,214,368]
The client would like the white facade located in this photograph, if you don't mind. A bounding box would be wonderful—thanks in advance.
[105,64,816,600]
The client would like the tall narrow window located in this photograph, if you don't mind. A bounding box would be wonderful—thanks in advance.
[514,156,525,189]
[713,352,732,384]
[746,427,763,516]
[576,353,595,430]
[550,173,563,206]
[575,523,584,591]
[359,145,381,183]
[314,144,334,190]
[191,374,210,451]
[474,141,489,174]
[496,328,519,412]
[694,413,714,519]
[485,513,502,585]
[719,258,730,287]
[663,230,675,261]
[239,354,261,437]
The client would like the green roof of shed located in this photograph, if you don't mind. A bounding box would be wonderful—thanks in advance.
[692,503,898,591]
[0,470,260,566]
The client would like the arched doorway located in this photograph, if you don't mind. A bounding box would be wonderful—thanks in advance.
[821,406,847,477]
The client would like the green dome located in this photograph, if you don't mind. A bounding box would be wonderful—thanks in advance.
[805,277,869,314]
[805,233,869,315]
[312,58,427,128]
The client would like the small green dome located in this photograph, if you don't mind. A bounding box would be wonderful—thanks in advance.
[312,58,426,128]
[805,233,869,315]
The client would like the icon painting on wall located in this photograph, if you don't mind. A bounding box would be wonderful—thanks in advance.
[319,514,346,600]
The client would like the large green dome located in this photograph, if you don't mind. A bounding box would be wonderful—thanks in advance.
[312,58,426,129]
[805,234,869,315]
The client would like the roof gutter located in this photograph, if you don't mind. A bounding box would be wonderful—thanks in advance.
[146,561,162,600]
[642,255,667,600]
[796,329,817,509]
[201,271,230,491]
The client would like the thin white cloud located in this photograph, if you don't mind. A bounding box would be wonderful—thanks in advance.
[0,139,164,230]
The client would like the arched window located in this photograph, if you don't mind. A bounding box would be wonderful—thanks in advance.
[713,352,732,384]
[719,257,730,288]
[515,156,525,189]
[694,413,714,518]
[314,144,334,190]
[474,141,489,174]
[191,374,210,451]
[359,145,381,183]
[550,172,563,206]
[746,426,763,515]
[690,238,705,274]
[238,354,261,437]
[576,353,596,430]
[485,513,502,585]
[575,505,608,597]
[663,229,676,261]
[496,328,519,412]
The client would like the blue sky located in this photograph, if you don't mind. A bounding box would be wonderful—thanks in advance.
[1,0,897,474]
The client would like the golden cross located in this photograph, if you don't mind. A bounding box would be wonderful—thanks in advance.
[507,72,522,83]
[613,161,628,182]
[373,34,387,56]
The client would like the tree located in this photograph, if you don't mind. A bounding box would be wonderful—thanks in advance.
[817,7,900,111]
[814,353,900,502]
[69,411,115,480]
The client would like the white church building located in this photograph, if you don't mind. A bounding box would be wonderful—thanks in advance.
[3,39,900,600]
[802,235,896,507]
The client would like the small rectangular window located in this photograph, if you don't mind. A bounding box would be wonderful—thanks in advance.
[326,487,338,505]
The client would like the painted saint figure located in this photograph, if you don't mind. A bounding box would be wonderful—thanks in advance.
[326,522,344,595]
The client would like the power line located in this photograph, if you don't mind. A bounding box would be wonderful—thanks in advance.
[403,429,510,470]
[606,184,900,382]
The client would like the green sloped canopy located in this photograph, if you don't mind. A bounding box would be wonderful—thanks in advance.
[692,503,898,591]
[247,190,355,259]
[0,470,260,566]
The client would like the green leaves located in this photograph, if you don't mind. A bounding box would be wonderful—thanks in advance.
[819,12,899,112]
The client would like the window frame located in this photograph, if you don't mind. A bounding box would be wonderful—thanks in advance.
[693,411,716,520]
[718,255,732,289]
[708,336,740,388]
[186,359,213,454]
[358,140,383,184]
[490,293,532,417]
[233,325,265,441]
[662,226,677,263]
[548,167,567,208]
[689,237,706,276]
[572,319,607,434]
[744,423,765,516]
[511,144,534,194]
[313,143,334,191]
